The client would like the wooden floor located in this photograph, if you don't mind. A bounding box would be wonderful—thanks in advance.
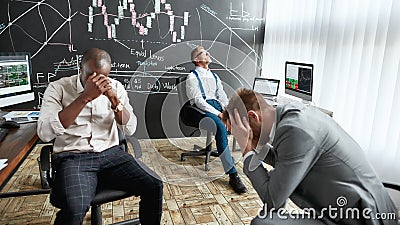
[0,137,299,225]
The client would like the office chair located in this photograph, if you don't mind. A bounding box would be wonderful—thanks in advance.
[383,182,400,217]
[177,75,220,171]
[383,182,400,192]
[37,129,141,225]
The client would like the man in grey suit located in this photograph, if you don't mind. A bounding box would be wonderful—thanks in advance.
[222,88,398,225]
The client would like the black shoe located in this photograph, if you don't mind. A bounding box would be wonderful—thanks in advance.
[229,172,247,194]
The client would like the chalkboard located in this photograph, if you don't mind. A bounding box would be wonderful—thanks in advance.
[0,0,266,138]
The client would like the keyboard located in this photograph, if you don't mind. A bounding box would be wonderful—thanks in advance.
[277,96,296,105]
[0,128,8,142]
[264,97,278,106]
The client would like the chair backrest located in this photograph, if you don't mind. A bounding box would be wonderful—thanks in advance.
[177,75,189,107]
[176,75,202,127]
[118,127,128,151]
[383,182,400,214]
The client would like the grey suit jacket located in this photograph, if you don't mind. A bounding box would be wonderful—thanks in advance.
[244,103,398,225]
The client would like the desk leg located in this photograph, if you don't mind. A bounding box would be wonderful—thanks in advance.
[232,137,239,152]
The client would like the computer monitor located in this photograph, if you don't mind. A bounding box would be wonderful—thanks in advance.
[0,52,35,108]
[285,61,313,102]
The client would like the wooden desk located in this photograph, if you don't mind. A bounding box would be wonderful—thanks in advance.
[0,122,38,191]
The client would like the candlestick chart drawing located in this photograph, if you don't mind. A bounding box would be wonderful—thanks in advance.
[0,0,267,138]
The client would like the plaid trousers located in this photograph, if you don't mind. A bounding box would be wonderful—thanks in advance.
[50,145,163,225]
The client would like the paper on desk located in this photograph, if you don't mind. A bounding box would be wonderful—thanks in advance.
[0,159,8,171]
[2,111,40,123]
[2,111,39,119]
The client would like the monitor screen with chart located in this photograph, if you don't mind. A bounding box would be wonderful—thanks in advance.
[0,52,34,108]
[285,61,313,102]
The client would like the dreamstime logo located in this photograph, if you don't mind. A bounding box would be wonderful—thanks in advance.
[257,196,398,222]
[336,196,347,207]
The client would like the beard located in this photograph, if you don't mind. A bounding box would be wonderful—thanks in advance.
[251,123,261,148]
[252,134,259,149]
[251,123,270,149]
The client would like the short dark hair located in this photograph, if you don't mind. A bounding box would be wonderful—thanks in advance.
[222,88,267,122]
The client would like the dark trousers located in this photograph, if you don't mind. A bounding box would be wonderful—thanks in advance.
[50,145,163,225]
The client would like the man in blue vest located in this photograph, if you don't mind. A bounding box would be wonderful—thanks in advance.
[185,45,247,193]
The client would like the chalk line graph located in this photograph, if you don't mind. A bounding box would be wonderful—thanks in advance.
[199,3,262,70]
[0,0,78,58]
[185,3,263,87]
[120,2,265,90]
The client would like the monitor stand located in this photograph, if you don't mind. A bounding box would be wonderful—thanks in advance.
[0,110,6,128]
[0,109,7,119]
[0,109,5,114]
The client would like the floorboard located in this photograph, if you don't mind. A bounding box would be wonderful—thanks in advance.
[0,137,300,225]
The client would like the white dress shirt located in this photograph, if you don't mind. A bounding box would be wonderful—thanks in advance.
[37,75,137,153]
[185,66,229,116]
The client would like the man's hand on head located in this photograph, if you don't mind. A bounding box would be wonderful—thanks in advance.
[104,86,121,110]
[82,72,111,102]
[103,86,116,99]
[228,108,254,156]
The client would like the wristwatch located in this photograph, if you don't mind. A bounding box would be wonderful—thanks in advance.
[112,102,124,113]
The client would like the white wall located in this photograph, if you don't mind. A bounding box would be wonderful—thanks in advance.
[261,0,400,186]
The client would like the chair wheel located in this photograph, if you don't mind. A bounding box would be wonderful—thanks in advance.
[181,156,186,161]
[205,165,210,171]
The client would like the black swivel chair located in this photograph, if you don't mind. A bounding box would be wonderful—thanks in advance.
[38,130,141,225]
[383,182,400,192]
[177,75,220,171]
[382,182,400,219]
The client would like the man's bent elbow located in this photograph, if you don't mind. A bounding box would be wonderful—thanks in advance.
[37,130,55,143]
[37,122,57,142]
